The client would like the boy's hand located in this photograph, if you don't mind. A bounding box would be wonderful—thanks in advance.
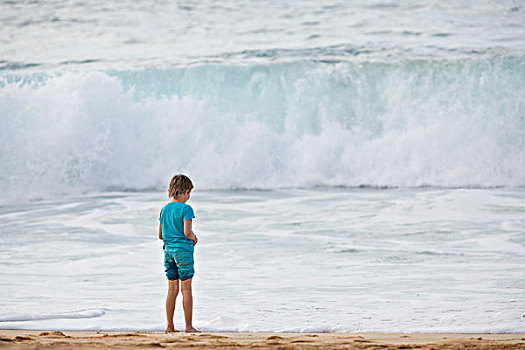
[192,234,198,246]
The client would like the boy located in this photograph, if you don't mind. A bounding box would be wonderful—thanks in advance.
[158,174,200,333]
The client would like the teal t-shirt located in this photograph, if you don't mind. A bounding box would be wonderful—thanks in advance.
[159,201,195,252]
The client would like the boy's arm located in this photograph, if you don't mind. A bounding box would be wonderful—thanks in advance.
[158,223,163,240]
[184,219,197,245]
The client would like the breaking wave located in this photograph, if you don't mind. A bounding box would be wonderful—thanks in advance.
[1,56,524,201]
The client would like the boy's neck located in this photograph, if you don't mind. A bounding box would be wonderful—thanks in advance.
[171,198,187,203]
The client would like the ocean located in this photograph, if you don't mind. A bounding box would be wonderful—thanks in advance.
[1,0,524,333]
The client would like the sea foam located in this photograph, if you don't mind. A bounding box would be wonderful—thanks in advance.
[1,56,524,202]
[0,309,106,322]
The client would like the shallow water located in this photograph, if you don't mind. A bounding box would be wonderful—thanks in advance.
[1,188,524,332]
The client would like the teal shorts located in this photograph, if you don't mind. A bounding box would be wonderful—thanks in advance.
[163,247,195,281]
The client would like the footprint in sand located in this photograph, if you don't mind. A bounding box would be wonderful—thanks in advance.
[39,331,67,337]
[290,339,314,343]
[353,339,372,343]
[197,334,229,339]
[266,335,284,340]
[14,336,32,341]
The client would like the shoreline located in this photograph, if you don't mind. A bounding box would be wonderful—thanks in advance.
[1,330,524,349]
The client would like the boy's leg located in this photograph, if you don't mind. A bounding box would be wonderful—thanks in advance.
[181,278,199,332]
[165,279,179,332]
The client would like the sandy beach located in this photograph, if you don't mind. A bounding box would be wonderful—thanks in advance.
[0,330,524,349]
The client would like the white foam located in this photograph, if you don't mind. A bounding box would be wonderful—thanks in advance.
[0,309,106,322]
[2,57,524,203]
[0,189,524,333]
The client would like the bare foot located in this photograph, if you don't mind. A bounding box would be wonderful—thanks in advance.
[165,327,177,333]
[185,327,200,333]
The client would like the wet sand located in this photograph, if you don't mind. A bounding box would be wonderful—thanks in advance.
[0,330,524,349]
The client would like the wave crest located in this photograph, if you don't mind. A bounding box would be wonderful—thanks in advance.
[1,57,524,201]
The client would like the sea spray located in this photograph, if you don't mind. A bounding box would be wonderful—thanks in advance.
[1,56,524,202]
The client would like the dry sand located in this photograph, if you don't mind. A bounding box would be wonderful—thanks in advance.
[0,330,524,349]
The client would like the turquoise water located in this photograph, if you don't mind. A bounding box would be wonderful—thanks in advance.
[1,57,524,201]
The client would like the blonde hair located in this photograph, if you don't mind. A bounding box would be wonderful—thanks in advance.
[168,174,194,198]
